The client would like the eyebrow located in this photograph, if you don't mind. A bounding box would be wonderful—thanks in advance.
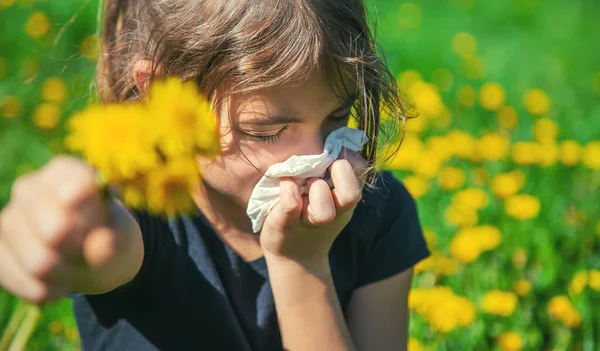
[241,93,359,126]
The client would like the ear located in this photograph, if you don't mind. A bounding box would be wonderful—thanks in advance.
[133,59,158,96]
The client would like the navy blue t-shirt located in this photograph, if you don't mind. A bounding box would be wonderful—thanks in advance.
[72,171,430,350]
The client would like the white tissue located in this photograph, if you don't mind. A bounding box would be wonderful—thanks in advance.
[246,126,368,233]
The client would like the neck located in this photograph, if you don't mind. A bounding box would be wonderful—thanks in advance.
[192,180,255,236]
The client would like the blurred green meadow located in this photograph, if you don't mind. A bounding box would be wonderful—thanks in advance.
[1,0,600,350]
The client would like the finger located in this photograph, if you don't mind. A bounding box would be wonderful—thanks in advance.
[329,159,362,213]
[0,244,65,303]
[303,178,336,226]
[271,177,303,225]
[337,148,368,185]
[40,155,100,209]
[83,227,118,269]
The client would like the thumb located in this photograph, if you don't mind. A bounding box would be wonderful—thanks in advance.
[270,177,303,226]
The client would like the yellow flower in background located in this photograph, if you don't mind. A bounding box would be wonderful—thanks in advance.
[149,77,220,157]
[423,228,437,249]
[399,70,422,91]
[408,338,426,351]
[33,103,61,130]
[450,226,502,263]
[505,194,540,220]
[415,253,459,276]
[42,77,68,104]
[588,270,600,291]
[386,135,424,170]
[548,296,581,328]
[512,141,539,165]
[524,89,550,115]
[452,32,477,59]
[559,140,581,166]
[120,177,147,210]
[81,35,100,60]
[409,81,445,118]
[497,332,523,351]
[0,95,21,118]
[457,85,476,107]
[481,290,518,316]
[405,115,427,133]
[568,271,588,296]
[397,3,422,29]
[497,106,518,129]
[65,104,159,182]
[534,118,558,143]
[426,136,454,162]
[514,279,532,296]
[447,130,477,159]
[479,82,505,111]
[146,158,200,216]
[582,141,600,169]
[410,287,476,333]
[445,204,478,228]
[413,151,443,179]
[454,188,489,211]
[478,132,510,161]
[25,11,51,39]
[491,170,525,199]
[432,68,454,92]
[463,56,485,80]
[536,142,558,167]
[404,175,429,199]
[0,0,16,8]
[438,166,466,191]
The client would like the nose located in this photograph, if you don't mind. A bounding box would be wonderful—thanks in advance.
[297,132,326,156]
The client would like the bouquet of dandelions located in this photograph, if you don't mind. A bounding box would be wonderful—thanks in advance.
[0,77,220,351]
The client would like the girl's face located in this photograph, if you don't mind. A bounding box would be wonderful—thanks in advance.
[197,70,356,209]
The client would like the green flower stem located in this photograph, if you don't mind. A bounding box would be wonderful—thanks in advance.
[7,303,41,351]
[0,301,27,351]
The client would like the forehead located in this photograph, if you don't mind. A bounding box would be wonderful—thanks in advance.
[230,69,357,118]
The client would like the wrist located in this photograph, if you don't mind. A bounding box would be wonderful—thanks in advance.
[264,252,331,278]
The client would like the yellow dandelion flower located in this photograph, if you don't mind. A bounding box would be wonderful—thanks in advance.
[481,290,518,317]
[559,140,581,166]
[497,105,518,129]
[454,187,489,211]
[512,141,540,165]
[505,194,540,220]
[33,103,61,130]
[415,253,459,276]
[398,3,422,29]
[399,70,422,91]
[475,225,502,251]
[410,287,476,333]
[42,77,68,104]
[431,68,454,92]
[386,136,424,170]
[423,228,437,249]
[497,332,523,351]
[445,204,479,228]
[403,175,429,199]
[405,115,427,133]
[447,130,477,159]
[524,89,550,115]
[457,85,476,107]
[438,166,466,191]
[120,177,147,210]
[409,81,445,119]
[452,32,477,59]
[0,0,16,8]
[450,230,482,263]
[146,158,199,216]
[65,104,159,182]
[479,82,505,111]
[0,95,21,119]
[478,132,510,161]
[149,77,220,158]
[25,11,51,39]
[588,270,600,291]
[491,170,525,199]
[548,296,581,328]
[514,279,532,297]
[582,141,600,169]
[512,248,528,270]
[568,271,588,296]
[426,136,454,163]
[534,118,558,143]
[463,56,485,80]
[408,338,426,351]
[81,35,100,60]
[536,142,558,167]
[413,151,443,179]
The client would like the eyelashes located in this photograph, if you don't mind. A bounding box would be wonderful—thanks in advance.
[247,113,352,144]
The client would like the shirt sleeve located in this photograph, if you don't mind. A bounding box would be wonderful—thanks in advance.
[355,172,430,288]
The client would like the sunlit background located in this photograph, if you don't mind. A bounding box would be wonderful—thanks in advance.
[1,0,599,350]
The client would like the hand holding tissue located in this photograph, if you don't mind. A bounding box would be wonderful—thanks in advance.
[246,126,368,233]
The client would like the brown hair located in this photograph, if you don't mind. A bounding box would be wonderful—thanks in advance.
[98,0,411,182]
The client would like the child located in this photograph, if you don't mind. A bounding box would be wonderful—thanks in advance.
[0,0,430,350]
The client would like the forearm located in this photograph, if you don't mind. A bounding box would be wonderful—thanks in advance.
[265,254,356,351]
